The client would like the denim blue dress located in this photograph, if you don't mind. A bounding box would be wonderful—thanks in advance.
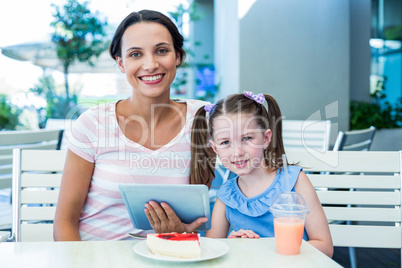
[216,165,309,239]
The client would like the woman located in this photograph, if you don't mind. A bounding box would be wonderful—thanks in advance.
[53,10,210,241]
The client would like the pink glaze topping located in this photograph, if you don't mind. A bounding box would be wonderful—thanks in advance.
[156,233,199,241]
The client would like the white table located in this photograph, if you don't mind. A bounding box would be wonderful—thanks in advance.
[0,238,341,267]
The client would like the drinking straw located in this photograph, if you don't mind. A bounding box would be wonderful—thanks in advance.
[282,154,291,192]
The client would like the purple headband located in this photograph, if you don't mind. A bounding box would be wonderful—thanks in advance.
[244,91,265,104]
[204,91,266,116]
[204,103,216,114]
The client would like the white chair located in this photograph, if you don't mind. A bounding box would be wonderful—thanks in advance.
[0,129,64,189]
[333,126,376,151]
[0,129,63,231]
[331,126,376,266]
[0,231,9,242]
[282,120,331,152]
[9,149,66,242]
[287,150,402,268]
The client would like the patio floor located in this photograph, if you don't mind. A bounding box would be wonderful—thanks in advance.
[332,246,400,268]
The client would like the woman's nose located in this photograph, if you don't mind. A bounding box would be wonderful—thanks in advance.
[142,55,159,71]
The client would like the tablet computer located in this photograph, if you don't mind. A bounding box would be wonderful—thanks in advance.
[118,184,211,231]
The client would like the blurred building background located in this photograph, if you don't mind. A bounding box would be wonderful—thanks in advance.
[190,0,401,145]
[0,0,401,147]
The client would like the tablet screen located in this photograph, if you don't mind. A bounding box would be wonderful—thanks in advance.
[119,184,211,231]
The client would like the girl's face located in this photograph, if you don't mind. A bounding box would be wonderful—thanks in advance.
[116,22,180,99]
[209,113,272,177]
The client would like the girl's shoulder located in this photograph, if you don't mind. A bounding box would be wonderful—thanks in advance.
[277,165,303,190]
[216,166,303,217]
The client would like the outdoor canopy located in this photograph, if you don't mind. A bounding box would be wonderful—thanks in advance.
[1,40,118,74]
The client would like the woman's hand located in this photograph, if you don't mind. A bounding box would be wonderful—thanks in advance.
[144,201,208,233]
[228,229,260,239]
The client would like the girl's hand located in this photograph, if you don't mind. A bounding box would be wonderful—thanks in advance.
[228,229,260,239]
[144,201,208,233]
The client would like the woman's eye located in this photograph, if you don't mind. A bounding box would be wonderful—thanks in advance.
[157,48,168,54]
[243,136,252,141]
[220,141,230,146]
[130,52,141,58]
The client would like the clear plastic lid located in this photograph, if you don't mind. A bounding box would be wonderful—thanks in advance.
[269,192,310,215]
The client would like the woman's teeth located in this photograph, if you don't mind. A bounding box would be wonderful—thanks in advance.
[141,75,163,81]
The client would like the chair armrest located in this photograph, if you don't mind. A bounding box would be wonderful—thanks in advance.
[0,231,10,242]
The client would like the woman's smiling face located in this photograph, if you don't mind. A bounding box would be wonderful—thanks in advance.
[116,22,180,98]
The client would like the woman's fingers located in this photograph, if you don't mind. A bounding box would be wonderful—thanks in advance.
[160,202,177,221]
[148,201,168,221]
[144,207,155,227]
[144,201,166,231]
[145,201,187,233]
[183,217,208,233]
[144,201,208,233]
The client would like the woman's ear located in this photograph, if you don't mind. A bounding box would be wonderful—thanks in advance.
[175,52,181,67]
[264,129,272,149]
[116,57,125,73]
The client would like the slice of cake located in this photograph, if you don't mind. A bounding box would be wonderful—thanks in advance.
[146,233,201,259]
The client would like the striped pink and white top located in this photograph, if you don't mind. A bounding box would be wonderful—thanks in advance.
[67,99,207,240]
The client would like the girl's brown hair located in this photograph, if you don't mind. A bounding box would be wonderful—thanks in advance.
[190,93,285,187]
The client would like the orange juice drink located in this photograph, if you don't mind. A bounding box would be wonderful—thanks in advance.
[270,192,309,256]
[274,217,305,255]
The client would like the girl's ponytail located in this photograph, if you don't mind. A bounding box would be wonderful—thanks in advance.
[264,94,286,169]
[190,106,215,187]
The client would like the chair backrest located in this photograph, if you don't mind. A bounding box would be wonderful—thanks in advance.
[287,150,402,249]
[0,129,63,190]
[11,149,66,242]
[282,120,331,152]
[333,126,376,151]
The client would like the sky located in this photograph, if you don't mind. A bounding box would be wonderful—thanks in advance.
[0,0,186,97]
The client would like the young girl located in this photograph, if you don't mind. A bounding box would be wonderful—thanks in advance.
[191,92,333,257]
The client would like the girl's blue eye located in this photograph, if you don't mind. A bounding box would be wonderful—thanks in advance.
[220,141,230,145]
[243,136,252,141]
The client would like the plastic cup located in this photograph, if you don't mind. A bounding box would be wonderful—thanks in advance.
[270,192,309,255]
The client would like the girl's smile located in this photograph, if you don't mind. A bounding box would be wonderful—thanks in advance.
[232,159,248,169]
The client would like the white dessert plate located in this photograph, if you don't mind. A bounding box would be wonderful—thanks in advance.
[133,237,229,262]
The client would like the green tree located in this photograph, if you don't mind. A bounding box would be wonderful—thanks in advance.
[30,74,80,126]
[0,94,20,130]
[50,0,108,103]
[350,76,402,130]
